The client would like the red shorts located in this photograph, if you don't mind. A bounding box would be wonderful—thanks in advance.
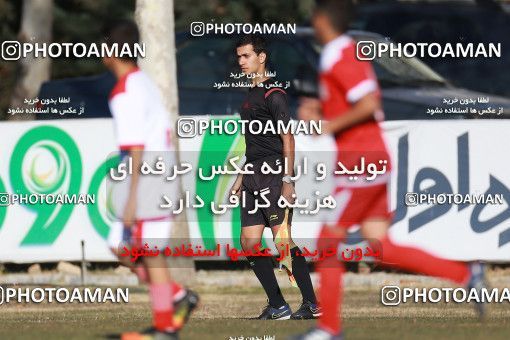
[325,183,392,229]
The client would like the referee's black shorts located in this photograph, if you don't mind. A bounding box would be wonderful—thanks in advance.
[240,155,293,228]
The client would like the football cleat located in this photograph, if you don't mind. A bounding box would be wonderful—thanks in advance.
[173,289,200,329]
[257,303,292,320]
[290,301,322,319]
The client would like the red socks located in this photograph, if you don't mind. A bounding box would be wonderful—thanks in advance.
[171,281,185,300]
[137,266,184,332]
[317,227,344,335]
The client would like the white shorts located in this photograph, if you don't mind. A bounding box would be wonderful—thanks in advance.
[107,219,173,250]
[109,151,180,220]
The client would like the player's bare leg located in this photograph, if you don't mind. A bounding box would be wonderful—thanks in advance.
[106,221,151,284]
[121,256,177,340]
[109,245,150,284]
[110,238,199,333]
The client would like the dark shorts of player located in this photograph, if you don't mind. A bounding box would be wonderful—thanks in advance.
[241,155,293,228]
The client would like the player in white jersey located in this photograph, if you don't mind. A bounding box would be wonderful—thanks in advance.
[102,20,198,340]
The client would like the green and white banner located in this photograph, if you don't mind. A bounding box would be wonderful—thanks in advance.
[0,118,508,262]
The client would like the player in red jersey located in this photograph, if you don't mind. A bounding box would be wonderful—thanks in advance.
[291,1,486,339]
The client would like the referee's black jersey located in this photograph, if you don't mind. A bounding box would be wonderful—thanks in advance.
[239,78,291,163]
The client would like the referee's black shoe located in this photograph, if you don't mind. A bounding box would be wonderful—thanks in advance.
[257,303,292,320]
[290,301,322,319]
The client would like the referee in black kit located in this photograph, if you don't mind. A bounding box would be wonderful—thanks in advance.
[229,35,321,320]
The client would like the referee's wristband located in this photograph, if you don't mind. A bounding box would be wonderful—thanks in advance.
[282,175,294,184]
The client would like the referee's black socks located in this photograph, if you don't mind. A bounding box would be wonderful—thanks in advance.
[247,255,286,308]
[290,246,317,304]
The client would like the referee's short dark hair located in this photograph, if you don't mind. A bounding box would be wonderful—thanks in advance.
[103,19,139,62]
[315,0,354,33]
[236,34,269,61]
